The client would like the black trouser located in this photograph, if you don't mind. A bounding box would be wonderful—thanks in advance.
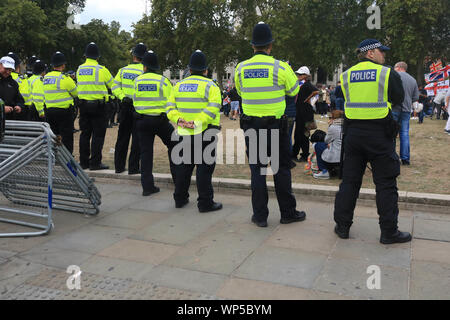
[334,125,401,234]
[5,106,29,121]
[241,117,297,222]
[136,115,176,192]
[173,131,218,209]
[114,100,140,173]
[79,100,108,167]
[292,117,309,160]
[28,104,40,122]
[46,107,74,154]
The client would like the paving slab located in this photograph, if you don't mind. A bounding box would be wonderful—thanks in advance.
[79,256,155,281]
[264,220,337,255]
[233,246,327,289]
[412,239,450,265]
[331,238,411,269]
[410,261,450,300]
[139,265,227,295]
[99,191,144,214]
[18,245,92,269]
[43,225,133,254]
[163,221,275,275]
[217,278,355,300]
[413,218,450,242]
[313,256,409,300]
[97,239,180,264]
[93,208,169,230]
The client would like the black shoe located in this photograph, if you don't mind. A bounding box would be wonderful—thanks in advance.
[89,163,110,171]
[199,202,223,213]
[334,224,350,239]
[128,170,141,175]
[280,211,306,224]
[80,163,89,170]
[115,169,125,174]
[401,160,410,166]
[251,216,268,228]
[380,230,412,245]
[175,199,189,209]
[294,157,308,163]
[143,187,160,197]
[289,161,297,169]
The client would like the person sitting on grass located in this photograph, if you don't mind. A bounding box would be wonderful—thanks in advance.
[313,110,344,180]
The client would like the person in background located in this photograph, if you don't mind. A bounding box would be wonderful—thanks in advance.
[228,83,241,120]
[335,81,345,111]
[444,88,450,135]
[417,85,428,124]
[0,56,25,120]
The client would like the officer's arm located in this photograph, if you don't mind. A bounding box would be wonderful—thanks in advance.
[284,63,300,97]
[112,69,125,101]
[412,81,419,103]
[234,64,242,96]
[196,84,221,125]
[14,81,25,108]
[63,76,78,98]
[388,69,405,106]
[166,87,181,123]
[33,81,45,117]
[103,68,115,90]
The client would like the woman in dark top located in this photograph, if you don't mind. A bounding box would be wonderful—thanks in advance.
[292,67,319,162]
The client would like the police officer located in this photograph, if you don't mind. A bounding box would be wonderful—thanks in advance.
[0,56,25,120]
[112,43,147,175]
[167,50,222,212]
[235,22,306,228]
[43,52,78,153]
[133,50,176,196]
[334,39,410,245]
[76,42,114,170]
[28,60,47,121]
[8,52,30,120]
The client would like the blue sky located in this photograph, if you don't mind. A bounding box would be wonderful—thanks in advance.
[77,0,148,32]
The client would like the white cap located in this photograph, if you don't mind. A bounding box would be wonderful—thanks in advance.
[0,56,15,70]
[295,66,310,76]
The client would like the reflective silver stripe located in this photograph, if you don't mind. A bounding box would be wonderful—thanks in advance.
[346,102,388,109]
[378,67,389,102]
[237,63,244,91]
[207,102,221,109]
[56,74,64,90]
[78,81,104,86]
[133,96,166,102]
[135,106,164,111]
[342,71,350,102]
[273,60,280,87]
[122,67,143,73]
[181,77,211,84]
[175,97,208,103]
[114,80,121,85]
[178,108,202,113]
[286,81,300,95]
[106,76,114,85]
[167,102,177,107]
[69,87,77,93]
[78,91,108,95]
[122,84,134,89]
[33,99,44,103]
[46,97,74,104]
[111,85,120,91]
[125,94,133,98]
[242,62,285,70]
[33,93,45,98]
[240,86,285,93]
[21,94,30,98]
[203,109,216,119]
[45,90,66,94]
[135,78,161,83]
[243,96,285,105]
[166,107,177,112]
[159,77,165,99]
[205,82,213,100]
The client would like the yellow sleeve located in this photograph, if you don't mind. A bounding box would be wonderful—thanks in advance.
[167,84,181,123]
[102,67,114,90]
[234,63,242,96]
[32,80,45,117]
[112,69,125,101]
[196,83,221,125]
[62,76,78,98]
[283,62,300,97]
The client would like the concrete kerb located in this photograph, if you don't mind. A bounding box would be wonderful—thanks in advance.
[86,170,450,210]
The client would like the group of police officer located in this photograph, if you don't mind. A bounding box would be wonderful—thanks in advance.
[0,21,412,243]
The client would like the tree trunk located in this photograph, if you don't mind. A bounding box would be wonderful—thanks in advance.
[416,59,425,87]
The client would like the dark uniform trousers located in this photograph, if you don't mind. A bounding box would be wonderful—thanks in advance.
[334,124,401,233]
[46,107,74,154]
[28,105,40,122]
[115,100,140,173]
[292,117,310,160]
[136,114,176,192]
[173,130,218,209]
[241,117,297,223]
[79,100,108,167]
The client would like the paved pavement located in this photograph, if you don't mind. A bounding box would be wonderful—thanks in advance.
[0,180,450,300]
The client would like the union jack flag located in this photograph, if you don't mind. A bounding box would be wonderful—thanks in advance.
[425,65,449,84]
[430,60,443,73]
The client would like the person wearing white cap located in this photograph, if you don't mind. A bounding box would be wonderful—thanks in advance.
[0,56,25,120]
[292,66,319,162]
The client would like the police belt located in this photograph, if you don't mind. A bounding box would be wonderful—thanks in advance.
[135,112,167,119]
[80,99,105,106]
[241,114,287,130]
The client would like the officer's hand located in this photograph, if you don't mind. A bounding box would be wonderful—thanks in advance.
[14,106,22,113]
[177,118,187,128]
[185,121,196,129]
[5,106,14,114]
[122,97,133,105]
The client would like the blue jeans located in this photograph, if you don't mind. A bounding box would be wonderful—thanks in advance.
[314,142,329,171]
[336,98,345,111]
[392,111,410,161]
[418,110,424,123]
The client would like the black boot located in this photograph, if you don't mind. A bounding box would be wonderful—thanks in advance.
[380,230,412,245]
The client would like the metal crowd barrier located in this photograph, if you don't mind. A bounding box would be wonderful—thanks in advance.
[0,120,101,238]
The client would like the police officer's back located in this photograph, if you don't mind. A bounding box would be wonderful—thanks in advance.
[333,39,411,244]
[76,43,114,170]
[112,43,147,175]
[235,22,306,228]
[28,60,47,121]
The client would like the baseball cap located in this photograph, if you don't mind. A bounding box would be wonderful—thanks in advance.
[295,66,310,76]
[0,56,15,70]
[357,39,390,53]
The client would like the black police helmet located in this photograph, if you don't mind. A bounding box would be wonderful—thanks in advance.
[7,52,21,69]
[85,42,100,60]
[33,60,47,75]
[133,43,147,59]
[251,22,274,46]
[51,51,67,67]
[142,50,160,71]
[189,50,208,72]
[27,55,39,69]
